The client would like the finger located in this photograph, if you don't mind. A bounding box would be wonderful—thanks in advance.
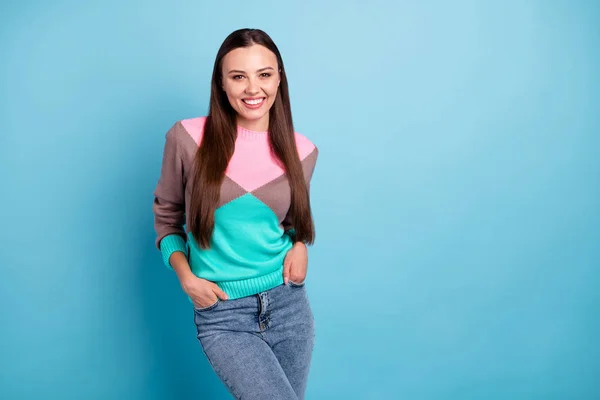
[283,260,292,285]
[212,285,229,300]
[192,297,207,309]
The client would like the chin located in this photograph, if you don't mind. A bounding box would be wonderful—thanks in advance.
[239,107,270,118]
[238,111,262,120]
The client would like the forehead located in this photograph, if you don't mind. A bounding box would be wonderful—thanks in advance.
[222,45,278,71]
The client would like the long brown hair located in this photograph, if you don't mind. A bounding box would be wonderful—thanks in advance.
[189,28,315,249]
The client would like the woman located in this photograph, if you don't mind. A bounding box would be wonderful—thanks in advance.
[152,28,318,400]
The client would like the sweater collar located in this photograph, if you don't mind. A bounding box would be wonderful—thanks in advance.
[237,125,268,141]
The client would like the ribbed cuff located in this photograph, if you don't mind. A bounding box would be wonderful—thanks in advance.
[160,234,188,269]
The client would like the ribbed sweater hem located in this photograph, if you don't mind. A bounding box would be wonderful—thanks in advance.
[184,265,284,304]
[218,265,285,299]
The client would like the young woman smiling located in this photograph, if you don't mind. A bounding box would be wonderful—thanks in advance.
[152,28,319,399]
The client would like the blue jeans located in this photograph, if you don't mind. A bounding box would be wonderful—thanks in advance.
[193,281,315,400]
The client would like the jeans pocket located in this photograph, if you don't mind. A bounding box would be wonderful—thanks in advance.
[288,280,306,288]
[193,298,220,312]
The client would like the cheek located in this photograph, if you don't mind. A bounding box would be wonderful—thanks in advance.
[224,83,242,97]
[224,88,244,105]
[266,82,280,97]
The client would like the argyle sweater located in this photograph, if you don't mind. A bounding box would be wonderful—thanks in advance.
[152,117,318,300]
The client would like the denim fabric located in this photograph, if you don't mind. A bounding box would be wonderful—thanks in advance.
[193,281,315,400]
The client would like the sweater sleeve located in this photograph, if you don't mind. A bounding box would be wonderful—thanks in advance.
[152,122,188,269]
[282,145,319,242]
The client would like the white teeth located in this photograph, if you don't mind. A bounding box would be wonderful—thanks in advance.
[243,98,264,105]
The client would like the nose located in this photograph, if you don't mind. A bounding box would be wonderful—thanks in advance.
[245,77,260,95]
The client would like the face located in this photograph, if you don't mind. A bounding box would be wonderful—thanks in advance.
[221,44,281,131]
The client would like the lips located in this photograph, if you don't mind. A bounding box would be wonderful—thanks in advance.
[242,97,266,109]
[242,97,265,105]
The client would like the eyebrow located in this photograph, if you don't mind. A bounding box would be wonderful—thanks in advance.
[227,67,275,74]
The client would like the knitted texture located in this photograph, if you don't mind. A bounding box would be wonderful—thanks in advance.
[153,117,318,299]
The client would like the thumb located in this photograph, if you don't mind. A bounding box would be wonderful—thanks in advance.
[212,284,229,301]
[283,259,291,285]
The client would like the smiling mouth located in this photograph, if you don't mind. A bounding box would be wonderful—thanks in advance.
[242,98,265,105]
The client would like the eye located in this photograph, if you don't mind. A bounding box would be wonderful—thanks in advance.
[260,73,271,78]
[232,75,244,80]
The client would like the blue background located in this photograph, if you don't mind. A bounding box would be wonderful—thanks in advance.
[1,0,598,398]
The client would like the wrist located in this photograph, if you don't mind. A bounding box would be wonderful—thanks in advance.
[179,274,197,292]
